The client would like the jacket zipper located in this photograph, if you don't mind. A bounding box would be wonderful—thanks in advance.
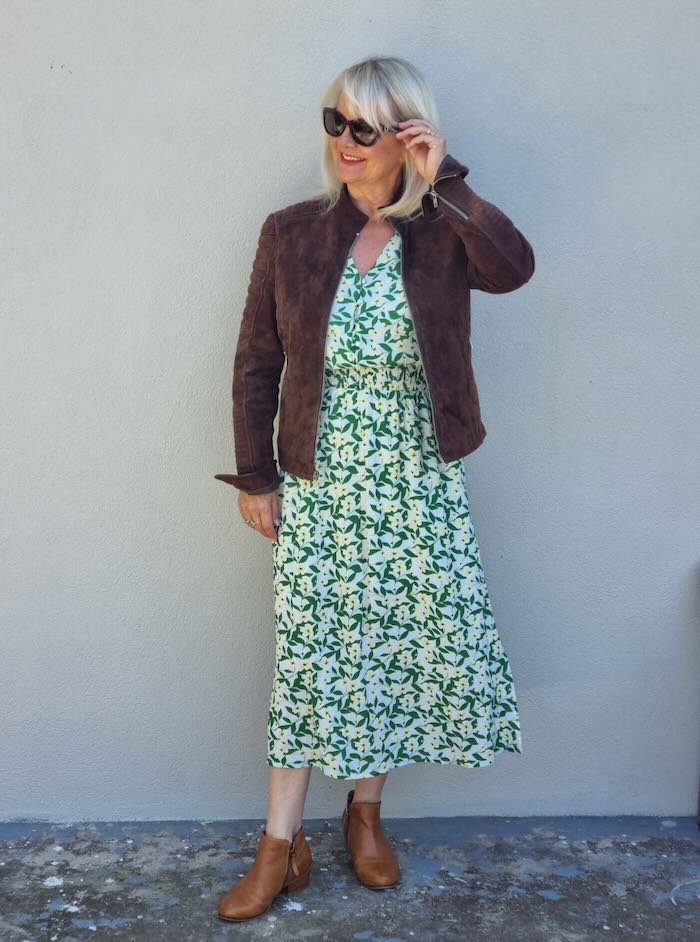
[392,222,443,461]
[427,172,472,222]
[312,230,361,480]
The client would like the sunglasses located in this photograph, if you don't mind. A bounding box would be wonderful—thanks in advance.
[322,106,401,147]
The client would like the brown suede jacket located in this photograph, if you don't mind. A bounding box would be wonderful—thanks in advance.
[214,152,535,494]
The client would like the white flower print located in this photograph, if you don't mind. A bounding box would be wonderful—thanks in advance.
[268,230,522,778]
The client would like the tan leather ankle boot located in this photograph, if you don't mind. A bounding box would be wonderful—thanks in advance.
[341,788,400,889]
[217,824,312,921]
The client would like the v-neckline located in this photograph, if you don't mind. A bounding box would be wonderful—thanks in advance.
[349,230,397,283]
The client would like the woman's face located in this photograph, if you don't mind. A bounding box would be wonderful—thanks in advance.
[330,91,404,189]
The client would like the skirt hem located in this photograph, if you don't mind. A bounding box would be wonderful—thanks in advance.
[266,744,523,781]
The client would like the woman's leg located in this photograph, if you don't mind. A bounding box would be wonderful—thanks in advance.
[217,766,313,920]
[264,766,312,840]
[352,771,388,802]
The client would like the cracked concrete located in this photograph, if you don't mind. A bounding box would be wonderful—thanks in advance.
[1,816,698,940]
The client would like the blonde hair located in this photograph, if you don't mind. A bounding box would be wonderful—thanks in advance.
[306,55,440,221]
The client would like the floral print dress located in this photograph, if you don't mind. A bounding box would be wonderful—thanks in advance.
[268,229,522,779]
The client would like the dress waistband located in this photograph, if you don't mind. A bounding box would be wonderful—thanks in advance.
[324,364,426,392]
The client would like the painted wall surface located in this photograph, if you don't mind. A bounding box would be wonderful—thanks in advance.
[2,1,698,821]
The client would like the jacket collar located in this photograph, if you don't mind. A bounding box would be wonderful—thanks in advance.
[333,153,469,228]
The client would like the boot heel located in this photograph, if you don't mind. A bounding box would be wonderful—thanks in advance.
[285,869,310,893]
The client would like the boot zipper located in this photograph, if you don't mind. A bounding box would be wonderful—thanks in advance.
[288,834,300,878]
[427,171,471,221]
[392,223,444,462]
[312,230,361,480]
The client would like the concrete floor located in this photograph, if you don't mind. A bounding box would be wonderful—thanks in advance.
[1,815,698,941]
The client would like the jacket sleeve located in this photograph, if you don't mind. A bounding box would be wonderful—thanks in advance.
[214,211,284,494]
[428,153,535,293]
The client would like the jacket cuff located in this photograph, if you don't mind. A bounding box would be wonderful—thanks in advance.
[246,480,281,494]
[214,466,282,493]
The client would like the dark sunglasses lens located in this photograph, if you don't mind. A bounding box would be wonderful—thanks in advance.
[352,121,379,145]
[323,108,344,137]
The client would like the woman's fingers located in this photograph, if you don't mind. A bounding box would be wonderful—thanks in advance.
[396,118,440,137]
[238,491,281,541]
[258,500,279,541]
[395,119,447,181]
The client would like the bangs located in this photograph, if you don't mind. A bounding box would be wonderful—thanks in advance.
[340,69,400,130]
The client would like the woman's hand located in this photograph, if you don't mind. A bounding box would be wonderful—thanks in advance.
[395,118,448,185]
[238,490,281,541]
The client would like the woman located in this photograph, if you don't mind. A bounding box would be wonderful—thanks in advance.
[214,55,534,921]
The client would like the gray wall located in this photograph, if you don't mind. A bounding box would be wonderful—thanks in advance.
[2,1,698,822]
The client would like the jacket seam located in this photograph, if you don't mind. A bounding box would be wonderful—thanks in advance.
[434,178,527,285]
[275,201,329,225]
[240,212,276,475]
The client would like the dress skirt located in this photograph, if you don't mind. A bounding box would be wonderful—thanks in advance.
[268,230,523,779]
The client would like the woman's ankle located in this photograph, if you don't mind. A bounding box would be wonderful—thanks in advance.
[264,821,303,842]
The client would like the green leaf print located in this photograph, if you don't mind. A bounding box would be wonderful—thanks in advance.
[268,229,522,779]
